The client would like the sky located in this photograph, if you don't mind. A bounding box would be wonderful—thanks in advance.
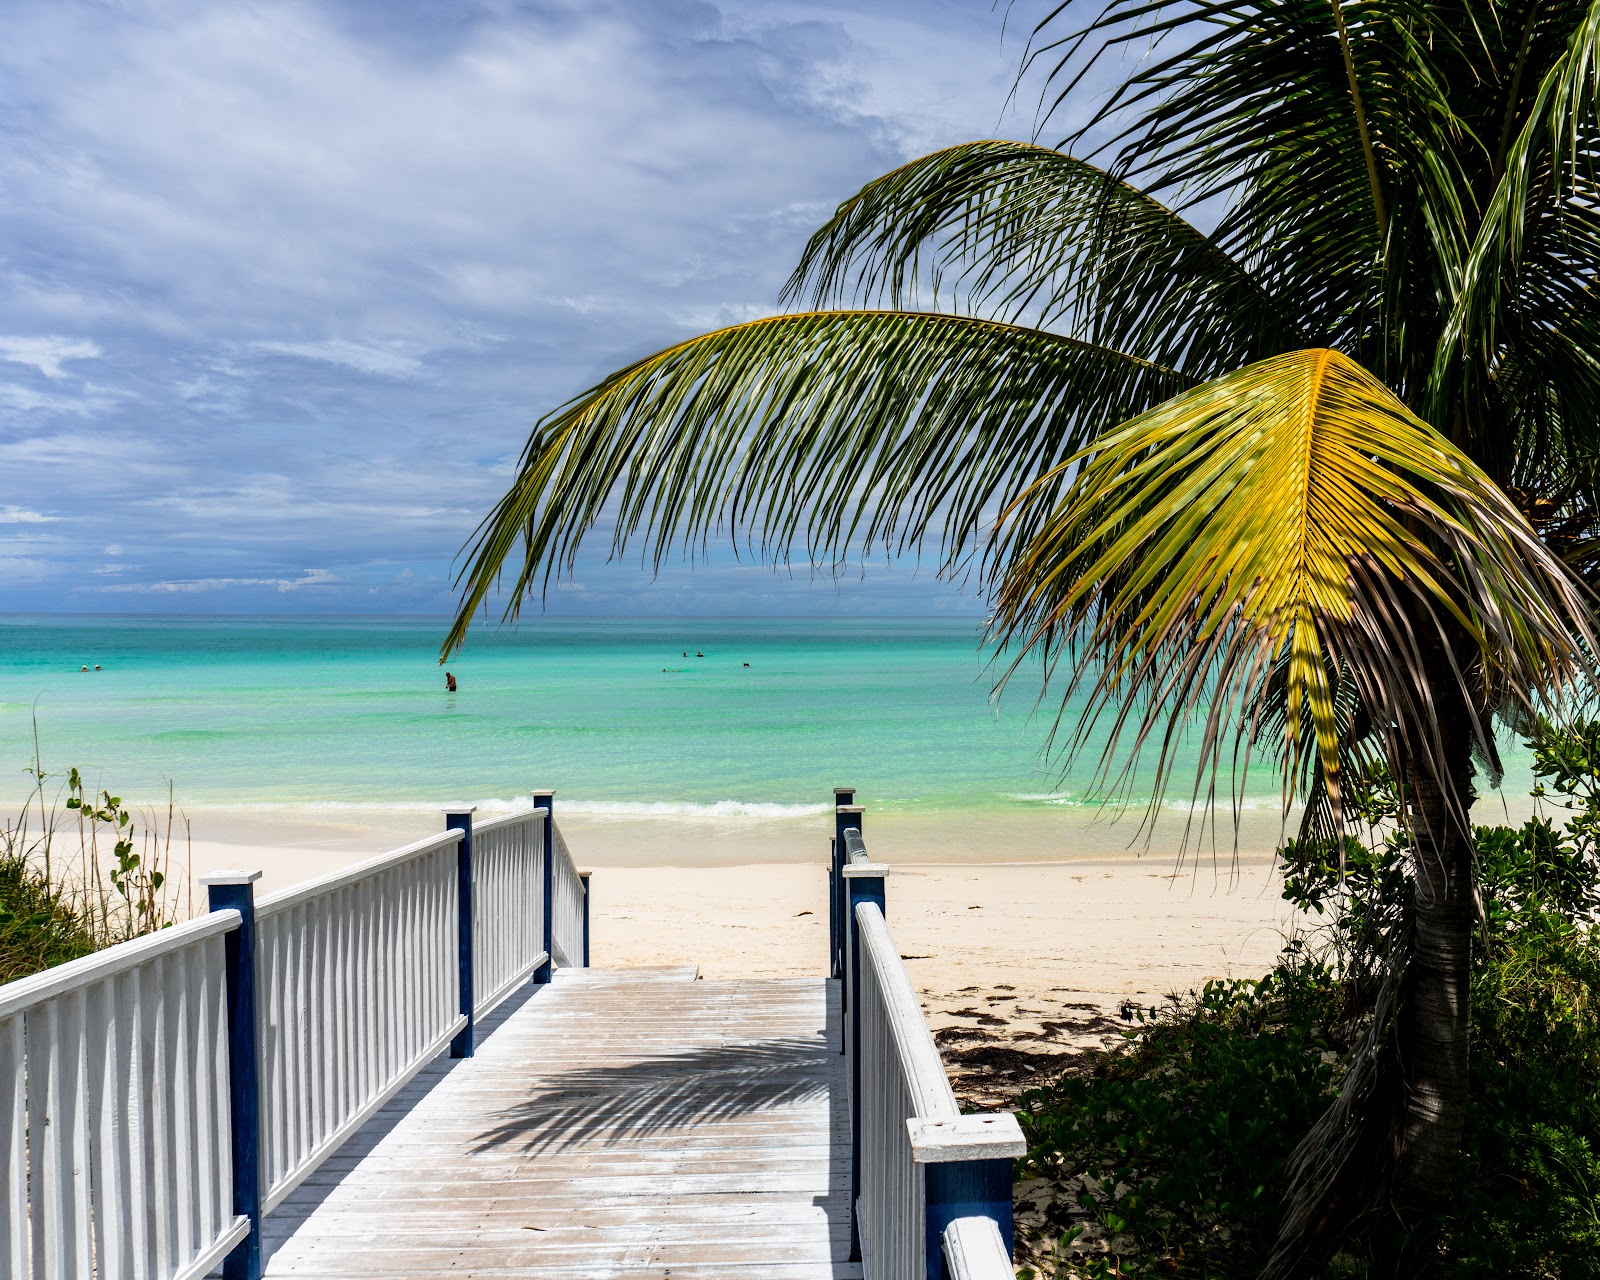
[0,0,1071,617]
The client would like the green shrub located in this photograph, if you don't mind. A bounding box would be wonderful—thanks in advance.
[1016,960,1342,1277]
[0,851,99,983]
[0,751,187,983]
[1015,719,1600,1278]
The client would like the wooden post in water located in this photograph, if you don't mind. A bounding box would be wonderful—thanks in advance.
[532,789,556,981]
[201,869,264,1280]
[842,836,885,1262]
[910,1115,1027,1277]
[446,809,475,1058]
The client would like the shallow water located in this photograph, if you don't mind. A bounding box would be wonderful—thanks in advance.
[0,614,1535,820]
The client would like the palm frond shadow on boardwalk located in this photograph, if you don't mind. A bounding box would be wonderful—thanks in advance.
[470,1035,836,1155]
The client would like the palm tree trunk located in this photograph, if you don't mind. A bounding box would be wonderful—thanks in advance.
[1394,654,1477,1198]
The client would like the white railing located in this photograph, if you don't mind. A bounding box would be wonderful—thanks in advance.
[253,831,465,1213]
[854,901,958,1277]
[0,912,247,1280]
[0,792,592,1278]
[943,1216,1017,1280]
[549,820,585,968]
[472,810,549,1017]
[838,817,1024,1280]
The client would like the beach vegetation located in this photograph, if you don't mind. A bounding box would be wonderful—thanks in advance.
[1,751,188,982]
[446,0,1600,1258]
[1014,720,1600,1277]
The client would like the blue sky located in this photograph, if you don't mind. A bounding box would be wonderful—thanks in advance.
[0,0,1068,617]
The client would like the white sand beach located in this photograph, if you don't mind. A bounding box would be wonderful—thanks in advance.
[174,804,1307,1096]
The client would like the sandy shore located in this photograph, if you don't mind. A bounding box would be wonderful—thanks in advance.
[163,804,1305,1107]
[172,808,1300,992]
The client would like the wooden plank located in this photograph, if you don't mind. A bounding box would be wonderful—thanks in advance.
[262,973,852,1277]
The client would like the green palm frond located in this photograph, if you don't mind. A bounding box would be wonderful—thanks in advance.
[1433,5,1600,431]
[990,348,1595,835]
[443,310,1188,656]
[781,140,1302,375]
[1031,0,1478,383]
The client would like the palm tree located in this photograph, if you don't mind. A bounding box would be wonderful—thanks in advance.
[446,0,1600,1260]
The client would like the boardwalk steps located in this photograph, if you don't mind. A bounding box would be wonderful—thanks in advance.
[1,795,1020,1278]
[261,968,861,1278]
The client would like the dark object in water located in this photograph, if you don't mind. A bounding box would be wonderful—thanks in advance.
[445,671,458,693]
[696,651,704,657]
[743,662,750,667]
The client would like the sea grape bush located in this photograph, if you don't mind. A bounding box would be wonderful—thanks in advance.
[1014,719,1600,1278]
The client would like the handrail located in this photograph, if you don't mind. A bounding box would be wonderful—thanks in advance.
[857,905,958,1121]
[472,809,549,1019]
[252,832,463,1215]
[472,807,548,837]
[549,819,585,969]
[0,907,240,1020]
[0,792,593,1279]
[1,907,246,1279]
[255,828,461,916]
[943,1216,1016,1280]
[835,801,1023,1280]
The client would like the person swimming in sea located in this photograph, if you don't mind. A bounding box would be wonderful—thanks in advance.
[445,671,457,693]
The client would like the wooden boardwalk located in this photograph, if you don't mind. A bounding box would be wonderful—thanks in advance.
[260,966,861,1279]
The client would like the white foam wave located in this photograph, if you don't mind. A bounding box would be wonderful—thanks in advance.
[559,800,832,819]
[190,797,831,820]
[1003,791,1290,812]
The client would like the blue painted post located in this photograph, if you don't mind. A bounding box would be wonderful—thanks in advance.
[830,788,854,979]
[923,1158,1017,1276]
[578,870,591,967]
[834,803,863,993]
[843,847,885,1263]
[909,1114,1026,1278]
[532,789,556,982]
[447,808,475,1058]
[201,870,263,1280]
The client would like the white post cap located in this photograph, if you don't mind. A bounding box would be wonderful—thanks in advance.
[197,869,263,886]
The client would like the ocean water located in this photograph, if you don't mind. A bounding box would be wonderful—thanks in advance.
[0,614,1533,818]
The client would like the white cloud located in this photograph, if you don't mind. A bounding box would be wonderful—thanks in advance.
[101,567,345,594]
[0,335,102,379]
[0,504,58,523]
[250,340,423,379]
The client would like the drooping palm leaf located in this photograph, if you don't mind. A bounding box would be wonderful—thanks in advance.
[1030,0,1477,387]
[443,309,1188,655]
[1425,5,1600,431]
[989,347,1595,839]
[780,140,1303,375]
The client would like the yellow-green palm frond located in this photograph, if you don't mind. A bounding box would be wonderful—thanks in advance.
[990,348,1596,839]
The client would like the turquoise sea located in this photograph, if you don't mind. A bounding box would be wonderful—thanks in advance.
[0,615,1534,819]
